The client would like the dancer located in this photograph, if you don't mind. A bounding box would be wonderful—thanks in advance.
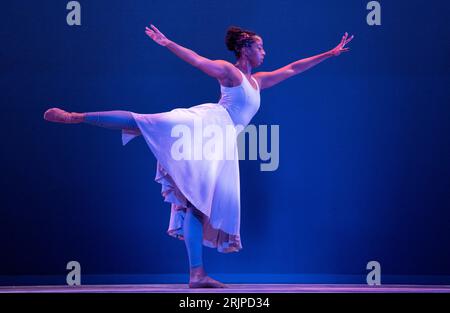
[44,25,353,288]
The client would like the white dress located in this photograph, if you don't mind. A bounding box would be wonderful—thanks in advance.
[121,69,261,253]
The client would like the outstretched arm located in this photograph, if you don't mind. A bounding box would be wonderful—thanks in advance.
[145,24,232,79]
[254,33,354,90]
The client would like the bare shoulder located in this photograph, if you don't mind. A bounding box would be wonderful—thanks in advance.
[216,60,240,75]
[252,72,268,88]
[253,71,269,78]
[216,61,243,86]
[213,59,234,67]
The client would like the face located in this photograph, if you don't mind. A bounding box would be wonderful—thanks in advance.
[242,36,265,67]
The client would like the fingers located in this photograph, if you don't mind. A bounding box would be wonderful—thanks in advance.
[144,23,160,34]
[341,32,348,45]
[150,24,162,34]
[145,29,154,37]
[145,26,156,39]
[344,34,354,46]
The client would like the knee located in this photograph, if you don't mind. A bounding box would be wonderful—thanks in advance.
[186,206,204,221]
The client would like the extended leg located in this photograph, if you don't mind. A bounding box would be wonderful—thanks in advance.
[83,111,138,130]
[44,108,138,131]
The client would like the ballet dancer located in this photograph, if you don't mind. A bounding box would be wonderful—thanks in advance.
[44,24,353,288]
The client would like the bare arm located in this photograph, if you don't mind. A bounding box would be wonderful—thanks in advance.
[255,33,354,90]
[145,24,231,79]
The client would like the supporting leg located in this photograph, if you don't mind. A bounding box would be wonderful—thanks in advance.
[183,202,227,288]
[184,206,204,269]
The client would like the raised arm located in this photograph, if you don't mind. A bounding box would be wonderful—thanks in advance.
[145,24,232,80]
[254,33,354,90]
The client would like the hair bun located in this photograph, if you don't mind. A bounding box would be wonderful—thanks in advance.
[225,26,258,57]
[225,26,244,52]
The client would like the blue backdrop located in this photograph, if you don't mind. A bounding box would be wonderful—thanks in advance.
[1,0,449,285]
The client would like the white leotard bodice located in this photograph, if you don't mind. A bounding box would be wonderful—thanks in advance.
[218,69,261,127]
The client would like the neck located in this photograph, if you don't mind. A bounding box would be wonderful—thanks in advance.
[235,59,252,75]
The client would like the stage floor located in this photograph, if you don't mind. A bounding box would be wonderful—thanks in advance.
[1,284,450,293]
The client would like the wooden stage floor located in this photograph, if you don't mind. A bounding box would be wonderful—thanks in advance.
[1,284,450,293]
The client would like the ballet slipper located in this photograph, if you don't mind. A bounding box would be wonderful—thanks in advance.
[43,108,84,124]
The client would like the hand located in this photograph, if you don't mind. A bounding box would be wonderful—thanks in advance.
[330,32,354,56]
[145,24,171,47]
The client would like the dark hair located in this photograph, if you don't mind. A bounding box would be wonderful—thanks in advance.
[225,26,258,58]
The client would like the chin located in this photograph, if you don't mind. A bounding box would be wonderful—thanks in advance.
[253,60,263,68]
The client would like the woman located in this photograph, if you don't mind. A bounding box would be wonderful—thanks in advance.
[44,25,353,288]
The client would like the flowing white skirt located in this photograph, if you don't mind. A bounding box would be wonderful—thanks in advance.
[122,103,242,253]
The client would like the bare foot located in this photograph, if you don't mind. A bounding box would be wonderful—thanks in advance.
[189,276,228,288]
[44,108,84,124]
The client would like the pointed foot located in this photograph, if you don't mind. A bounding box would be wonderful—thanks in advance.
[44,108,83,124]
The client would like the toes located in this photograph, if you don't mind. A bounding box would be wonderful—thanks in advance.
[43,109,55,121]
[189,277,227,288]
[43,108,71,123]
